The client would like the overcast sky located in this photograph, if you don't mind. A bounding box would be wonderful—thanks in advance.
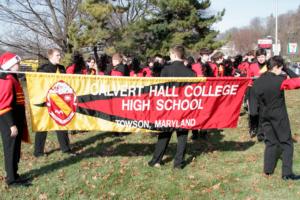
[210,0,300,32]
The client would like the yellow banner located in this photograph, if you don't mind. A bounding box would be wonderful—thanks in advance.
[26,72,250,132]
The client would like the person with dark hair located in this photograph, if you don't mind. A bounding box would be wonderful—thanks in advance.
[97,54,111,75]
[184,56,195,69]
[248,48,268,142]
[150,54,165,77]
[0,52,31,187]
[192,48,214,77]
[250,56,300,180]
[237,51,255,77]
[191,48,214,140]
[34,48,75,157]
[149,45,196,169]
[129,57,148,77]
[66,51,88,74]
[223,58,235,77]
[86,56,97,75]
[210,52,225,77]
[92,47,111,76]
[248,48,267,77]
[233,54,244,76]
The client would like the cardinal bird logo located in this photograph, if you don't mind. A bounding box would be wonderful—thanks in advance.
[46,81,77,126]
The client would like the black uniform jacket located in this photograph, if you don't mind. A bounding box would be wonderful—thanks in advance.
[160,61,196,77]
[37,62,66,73]
[251,70,300,139]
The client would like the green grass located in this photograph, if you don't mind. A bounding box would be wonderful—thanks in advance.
[1,90,300,199]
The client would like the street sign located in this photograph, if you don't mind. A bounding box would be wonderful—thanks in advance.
[258,39,272,49]
[273,43,281,56]
[287,43,298,55]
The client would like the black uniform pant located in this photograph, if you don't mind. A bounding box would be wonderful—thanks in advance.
[150,131,188,167]
[192,130,208,138]
[0,120,22,184]
[34,131,70,155]
[248,87,264,139]
[263,122,293,176]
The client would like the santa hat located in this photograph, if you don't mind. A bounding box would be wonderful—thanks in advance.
[0,52,21,70]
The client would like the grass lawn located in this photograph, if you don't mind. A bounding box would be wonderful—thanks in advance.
[1,90,300,199]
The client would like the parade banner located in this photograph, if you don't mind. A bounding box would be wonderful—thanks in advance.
[25,73,251,132]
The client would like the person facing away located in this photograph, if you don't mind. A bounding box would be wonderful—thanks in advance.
[109,53,130,76]
[251,56,300,180]
[148,45,195,169]
[66,51,88,74]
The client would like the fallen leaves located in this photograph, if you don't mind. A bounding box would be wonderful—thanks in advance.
[201,182,222,194]
[39,193,48,200]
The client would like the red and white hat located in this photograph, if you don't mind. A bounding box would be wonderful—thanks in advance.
[0,52,21,70]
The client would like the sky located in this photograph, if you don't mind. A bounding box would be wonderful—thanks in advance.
[0,0,299,35]
[210,0,300,33]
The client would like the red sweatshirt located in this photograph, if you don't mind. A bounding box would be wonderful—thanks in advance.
[66,64,88,74]
[0,76,14,117]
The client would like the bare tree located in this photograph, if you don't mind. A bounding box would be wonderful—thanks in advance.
[0,0,82,56]
[108,0,154,29]
[228,27,262,54]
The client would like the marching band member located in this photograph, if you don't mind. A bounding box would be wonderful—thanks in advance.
[251,56,300,180]
[0,52,30,186]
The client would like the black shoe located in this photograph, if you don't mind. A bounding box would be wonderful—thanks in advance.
[34,152,45,158]
[148,160,164,167]
[199,133,208,140]
[257,134,265,142]
[173,161,186,169]
[249,129,257,138]
[264,172,273,176]
[173,165,184,170]
[282,174,300,181]
[63,150,78,156]
[191,134,198,141]
[7,177,32,187]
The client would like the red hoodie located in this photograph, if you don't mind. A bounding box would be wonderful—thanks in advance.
[66,64,88,74]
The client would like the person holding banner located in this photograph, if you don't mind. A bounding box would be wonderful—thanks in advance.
[34,48,74,157]
[250,56,300,180]
[191,48,214,140]
[0,52,31,186]
[248,49,268,142]
[148,45,196,169]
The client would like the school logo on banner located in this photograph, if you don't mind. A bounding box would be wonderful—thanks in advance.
[46,80,77,126]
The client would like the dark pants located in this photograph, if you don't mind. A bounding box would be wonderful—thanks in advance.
[248,87,264,140]
[34,131,70,155]
[263,122,293,176]
[192,130,208,139]
[0,119,22,184]
[150,131,188,168]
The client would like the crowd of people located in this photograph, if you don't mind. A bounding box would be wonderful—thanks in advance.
[1,45,300,187]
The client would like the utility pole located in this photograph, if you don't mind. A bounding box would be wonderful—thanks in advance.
[274,0,279,55]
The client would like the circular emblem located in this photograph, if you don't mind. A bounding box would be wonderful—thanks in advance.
[46,80,77,126]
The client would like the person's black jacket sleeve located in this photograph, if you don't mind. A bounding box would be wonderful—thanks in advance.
[283,67,298,78]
